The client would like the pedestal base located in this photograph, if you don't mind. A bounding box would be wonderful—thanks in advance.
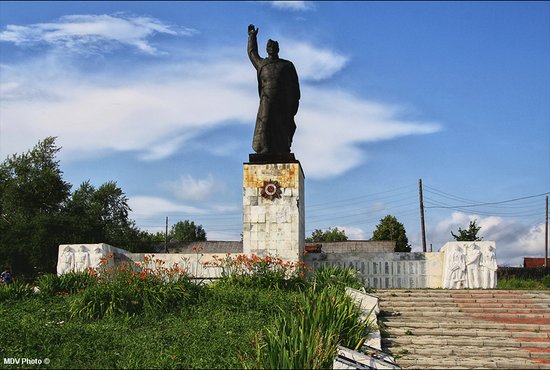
[242,161,305,262]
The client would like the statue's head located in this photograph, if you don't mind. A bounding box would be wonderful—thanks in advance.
[266,39,279,57]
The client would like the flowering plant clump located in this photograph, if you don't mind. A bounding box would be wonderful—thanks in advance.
[69,254,198,319]
[205,254,309,290]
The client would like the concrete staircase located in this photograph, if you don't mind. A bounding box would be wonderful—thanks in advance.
[377,289,550,369]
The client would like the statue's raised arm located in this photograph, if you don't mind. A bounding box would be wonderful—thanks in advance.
[247,23,300,156]
[248,24,261,70]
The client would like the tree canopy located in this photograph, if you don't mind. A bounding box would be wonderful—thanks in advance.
[451,220,483,241]
[371,215,411,252]
[170,220,207,242]
[306,227,348,243]
[0,137,148,277]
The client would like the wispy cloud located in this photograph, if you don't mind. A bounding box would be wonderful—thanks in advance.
[270,1,314,11]
[336,225,369,240]
[284,40,348,81]
[129,196,205,216]
[428,212,546,266]
[0,14,193,55]
[1,16,440,180]
[161,175,223,202]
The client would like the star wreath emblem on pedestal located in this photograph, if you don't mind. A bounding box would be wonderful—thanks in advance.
[260,180,282,201]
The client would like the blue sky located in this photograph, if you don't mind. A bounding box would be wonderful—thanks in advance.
[1,1,548,266]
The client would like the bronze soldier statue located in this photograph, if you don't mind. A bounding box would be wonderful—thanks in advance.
[248,24,300,156]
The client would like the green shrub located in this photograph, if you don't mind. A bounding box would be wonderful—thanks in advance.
[254,286,372,369]
[497,277,545,290]
[37,271,97,296]
[36,274,60,295]
[69,258,199,319]
[542,274,550,288]
[312,265,364,292]
[207,254,307,290]
[0,280,34,301]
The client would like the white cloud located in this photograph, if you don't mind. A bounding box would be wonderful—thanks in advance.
[161,175,222,202]
[284,41,348,81]
[336,225,369,240]
[0,14,193,55]
[1,25,440,180]
[129,196,205,218]
[271,1,313,11]
[428,212,547,266]
[295,88,441,178]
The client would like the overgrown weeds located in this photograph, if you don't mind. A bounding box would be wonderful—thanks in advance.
[207,254,308,290]
[2,254,372,368]
[0,280,34,301]
[252,285,372,369]
[497,276,550,290]
[36,270,96,295]
[312,264,365,292]
[67,254,199,319]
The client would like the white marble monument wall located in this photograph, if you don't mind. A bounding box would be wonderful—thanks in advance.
[57,243,116,275]
[57,244,224,278]
[304,252,445,289]
[441,241,497,289]
[242,162,305,262]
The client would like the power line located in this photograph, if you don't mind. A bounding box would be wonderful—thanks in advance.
[425,191,549,209]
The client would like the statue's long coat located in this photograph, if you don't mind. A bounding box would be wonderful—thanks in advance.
[248,35,300,154]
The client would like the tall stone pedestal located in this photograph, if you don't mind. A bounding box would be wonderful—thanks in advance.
[243,160,305,262]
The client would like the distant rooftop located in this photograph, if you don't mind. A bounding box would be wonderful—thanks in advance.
[154,240,395,254]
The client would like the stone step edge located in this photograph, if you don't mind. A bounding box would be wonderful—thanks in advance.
[384,328,550,338]
[380,306,550,314]
[383,338,550,349]
[380,312,550,318]
[381,321,550,331]
[378,297,550,302]
[375,289,550,294]
[395,357,550,370]
[387,346,550,359]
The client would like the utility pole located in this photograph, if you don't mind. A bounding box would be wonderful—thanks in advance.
[165,216,169,253]
[419,179,427,253]
[545,195,548,268]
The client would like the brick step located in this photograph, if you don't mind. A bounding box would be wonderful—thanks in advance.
[380,306,548,314]
[385,327,550,339]
[379,296,550,305]
[379,299,459,306]
[376,289,550,295]
[381,319,550,331]
[376,290,550,298]
[456,303,548,309]
[380,301,544,309]
[395,356,550,369]
[469,312,550,319]
[453,298,550,305]
[384,336,550,349]
[381,310,550,319]
[379,297,550,304]
[388,345,550,360]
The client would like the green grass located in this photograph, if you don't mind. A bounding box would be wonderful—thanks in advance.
[0,257,374,369]
[497,276,550,290]
[0,261,372,369]
[0,285,299,369]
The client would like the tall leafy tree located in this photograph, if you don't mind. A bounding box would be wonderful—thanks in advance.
[451,220,483,241]
[170,220,207,242]
[0,137,71,276]
[371,215,411,252]
[65,180,141,248]
[0,137,151,276]
[306,227,348,243]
